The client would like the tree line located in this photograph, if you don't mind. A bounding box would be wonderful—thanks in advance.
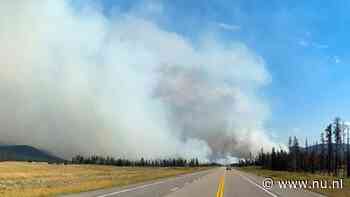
[71,155,215,167]
[242,117,350,177]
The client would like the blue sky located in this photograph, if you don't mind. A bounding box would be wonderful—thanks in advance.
[95,0,350,144]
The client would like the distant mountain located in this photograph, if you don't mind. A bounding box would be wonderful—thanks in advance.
[305,143,349,149]
[0,145,64,162]
[302,143,350,157]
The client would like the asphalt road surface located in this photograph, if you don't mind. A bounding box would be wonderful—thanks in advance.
[62,168,326,197]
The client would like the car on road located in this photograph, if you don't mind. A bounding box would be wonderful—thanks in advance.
[226,166,232,171]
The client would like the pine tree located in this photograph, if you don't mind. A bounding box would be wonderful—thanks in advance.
[305,138,309,152]
[320,132,326,172]
[292,136,300,171]
[271,147,277,170]
[325,124,333,175]
[288,136,293,152]
[304,138,309,171]
[334,117,342,176]
[310,141,316,173]
[347,126,350,177]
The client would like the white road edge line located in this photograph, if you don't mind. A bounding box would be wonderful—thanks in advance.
[170,187,179,192]
[236,171,326,197]
[236,173,278,197]
[96,170,210,197]
[96,181,167,197]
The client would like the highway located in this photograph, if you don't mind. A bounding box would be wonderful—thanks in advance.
[62,168,326,197]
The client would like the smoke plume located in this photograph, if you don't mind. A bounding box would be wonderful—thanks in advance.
[0,0,276,161]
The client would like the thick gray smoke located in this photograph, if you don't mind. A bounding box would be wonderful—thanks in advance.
[0,0,276,161]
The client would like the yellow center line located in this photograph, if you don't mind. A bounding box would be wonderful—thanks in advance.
[216,174,225,197]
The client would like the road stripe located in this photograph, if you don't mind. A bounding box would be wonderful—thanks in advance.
[216,174,225,197]
[96,181,167,197]
[216,177,222,197]
[220,174,225,197]
[170,187,179,192]
[236,172,278,197]
[96,170,211,197]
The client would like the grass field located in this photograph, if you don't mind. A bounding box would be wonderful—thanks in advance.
[0,161,206,197]
[239,166,350,197]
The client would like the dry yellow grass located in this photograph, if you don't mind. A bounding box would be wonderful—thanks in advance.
[0,161,206,197]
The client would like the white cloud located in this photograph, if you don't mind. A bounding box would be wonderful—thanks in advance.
[298,39,309,47]
[298,38,328,49]
[334,56,341,64]
[314,43,328,49]
[218,22,241,31]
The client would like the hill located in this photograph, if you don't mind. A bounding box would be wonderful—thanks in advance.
[0,145,64,162]
[304,143,350,152]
